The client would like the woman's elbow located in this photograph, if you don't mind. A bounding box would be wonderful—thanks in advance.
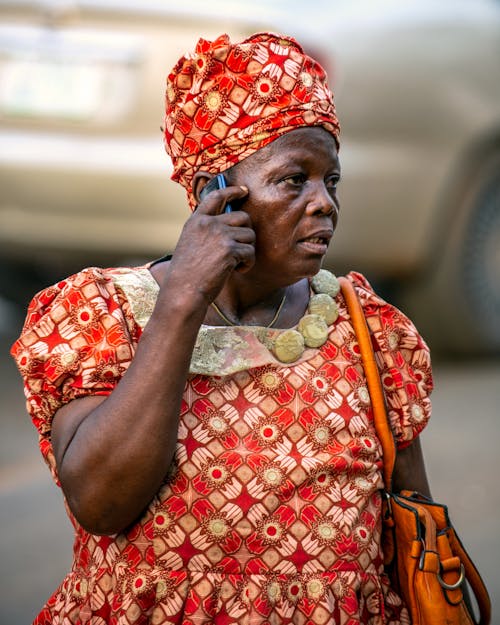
[69,498,138,535]
[61,480,139,536]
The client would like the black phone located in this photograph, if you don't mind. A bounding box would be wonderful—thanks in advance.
[199,173,233,213]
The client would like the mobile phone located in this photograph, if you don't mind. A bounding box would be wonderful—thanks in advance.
[199,173,233,213]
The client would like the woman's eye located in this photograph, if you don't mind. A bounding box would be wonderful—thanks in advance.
[282,173,306,186]
[326,177,340,192]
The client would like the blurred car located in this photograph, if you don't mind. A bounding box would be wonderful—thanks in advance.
[0,1,266,293]
[0,0,499,355]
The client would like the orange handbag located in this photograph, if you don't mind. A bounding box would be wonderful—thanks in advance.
[339,277,491,625]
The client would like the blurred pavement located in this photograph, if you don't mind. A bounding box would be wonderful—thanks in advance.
[1,298,499,624]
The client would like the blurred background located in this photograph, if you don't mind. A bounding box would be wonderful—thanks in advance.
[0,0,499,622]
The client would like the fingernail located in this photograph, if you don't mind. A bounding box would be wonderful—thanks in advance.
[240,185,248,192]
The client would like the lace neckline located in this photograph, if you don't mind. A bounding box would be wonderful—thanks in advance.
[113,266,339,375]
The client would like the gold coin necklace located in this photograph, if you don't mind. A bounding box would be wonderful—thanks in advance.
[272,269,340,363]
[211,269,340,364]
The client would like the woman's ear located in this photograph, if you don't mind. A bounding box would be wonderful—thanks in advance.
[192,171,214,204]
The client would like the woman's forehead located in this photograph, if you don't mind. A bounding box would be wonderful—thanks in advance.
[272,127,338,152]
[249,127,339,168]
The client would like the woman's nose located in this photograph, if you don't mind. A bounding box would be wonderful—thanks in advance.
[305,181,338,217]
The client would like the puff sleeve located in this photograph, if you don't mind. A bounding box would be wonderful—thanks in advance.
[349,272,433,449]
[10,267,141,476]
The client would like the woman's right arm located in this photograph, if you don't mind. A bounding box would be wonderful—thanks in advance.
[52,286,206,536]
[51,185,252,536]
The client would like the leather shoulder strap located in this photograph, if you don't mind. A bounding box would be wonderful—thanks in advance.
[338,278,491,625]
[338,277,396,490]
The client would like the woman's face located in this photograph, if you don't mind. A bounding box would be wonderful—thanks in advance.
[228,127,341,282]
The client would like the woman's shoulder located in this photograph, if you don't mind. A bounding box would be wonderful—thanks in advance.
[342,269,429,347]
[342,270,433,446]
[343,270,385,304]
[21,265,156,325]
[41,264,154,297]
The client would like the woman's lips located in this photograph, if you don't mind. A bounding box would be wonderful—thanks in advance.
[297,233,332,253]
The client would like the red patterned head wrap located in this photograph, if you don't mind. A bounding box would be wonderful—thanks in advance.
[163,32,340,209]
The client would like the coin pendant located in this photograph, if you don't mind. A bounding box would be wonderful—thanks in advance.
[298,314,329,348]
[273,329,305,363]
[311,269,340,297]
[308,293,339,325]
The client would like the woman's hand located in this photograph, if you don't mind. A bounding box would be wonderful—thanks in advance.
[165,184,254,305]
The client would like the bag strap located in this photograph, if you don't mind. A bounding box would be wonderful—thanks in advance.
[449,530,492,625]
[339,276,492,625]
[338,277,396,491]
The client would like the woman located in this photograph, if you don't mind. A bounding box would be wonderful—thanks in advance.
[12,32,432,624]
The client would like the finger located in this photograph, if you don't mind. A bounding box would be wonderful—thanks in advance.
[222,225,256,245]
[230,242,256,273]
[217,212,253,234]
[196,185,249,216]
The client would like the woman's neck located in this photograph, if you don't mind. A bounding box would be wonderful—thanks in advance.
[208,275,310,328]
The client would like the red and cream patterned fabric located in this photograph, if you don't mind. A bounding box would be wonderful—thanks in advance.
[11,266,432,625]
[163,32,340,209]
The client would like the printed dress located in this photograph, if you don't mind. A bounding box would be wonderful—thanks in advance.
[11,266,433,625]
